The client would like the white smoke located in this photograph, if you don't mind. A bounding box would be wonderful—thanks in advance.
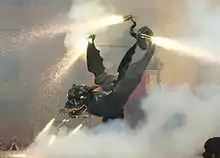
[172,0,220,60]
[26,84,220,158]
[64,0,121,54]
[148,0,220,68]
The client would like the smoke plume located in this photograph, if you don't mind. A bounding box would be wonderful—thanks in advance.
[156,0,220,65]
[26,84,220,158]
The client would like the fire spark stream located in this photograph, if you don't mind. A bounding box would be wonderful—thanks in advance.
[48,15,125,83]
[36,118,55,140]
[48,123,84,146]
[40,15,126,100]
[151,36,220,64]
[0,15,124,56]
[68,123,83,137]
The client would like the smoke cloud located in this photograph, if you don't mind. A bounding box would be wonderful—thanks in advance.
[184,0,220,82]
[64,0,124,55]
[26,84,220,158]
[159,0,220,65]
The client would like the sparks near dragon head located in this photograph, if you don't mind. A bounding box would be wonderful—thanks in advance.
[55,14,155,128]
